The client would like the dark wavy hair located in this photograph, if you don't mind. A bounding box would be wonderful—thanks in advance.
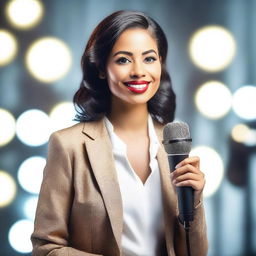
[73,10,176,124]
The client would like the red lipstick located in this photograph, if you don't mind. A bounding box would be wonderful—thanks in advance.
[125,80,149,85]
[124,80,150,94]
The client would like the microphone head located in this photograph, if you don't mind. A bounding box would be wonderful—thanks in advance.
[163,121,192,154]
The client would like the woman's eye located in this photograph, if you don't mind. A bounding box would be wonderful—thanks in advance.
[116,57,130,64]
[144,56,157,63]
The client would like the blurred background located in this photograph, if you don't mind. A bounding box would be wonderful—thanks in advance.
[0,0,256,255]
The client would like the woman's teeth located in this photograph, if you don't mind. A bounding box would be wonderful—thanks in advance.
[126,84,148,89]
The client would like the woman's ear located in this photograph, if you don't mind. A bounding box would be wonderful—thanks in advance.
[99,71,106,79]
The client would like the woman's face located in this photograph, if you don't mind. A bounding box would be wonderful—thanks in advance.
[105,28,161,106]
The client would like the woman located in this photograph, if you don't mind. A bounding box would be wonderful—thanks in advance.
[31,10,208,256]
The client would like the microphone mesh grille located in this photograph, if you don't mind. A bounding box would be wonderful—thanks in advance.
[163,121,192,154]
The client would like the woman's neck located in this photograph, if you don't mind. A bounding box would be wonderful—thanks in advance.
[108,100,149,136]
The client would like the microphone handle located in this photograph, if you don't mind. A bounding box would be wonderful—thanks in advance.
[167,154,194,223]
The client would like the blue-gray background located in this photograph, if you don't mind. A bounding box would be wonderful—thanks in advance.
[0,0,256,255]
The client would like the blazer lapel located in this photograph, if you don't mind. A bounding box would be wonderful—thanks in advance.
[82,120,123,254]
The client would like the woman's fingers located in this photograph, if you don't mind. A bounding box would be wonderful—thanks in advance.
[171,156,205,191]
[175,156,200,169]
[171,163,199,178]
[174,177,204,191]
[173,172,201,184]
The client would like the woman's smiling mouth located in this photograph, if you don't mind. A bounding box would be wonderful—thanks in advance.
[124,81,150,93]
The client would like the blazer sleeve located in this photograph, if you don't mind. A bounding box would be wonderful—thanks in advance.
[31,132,102,256]
[174,199,208,256]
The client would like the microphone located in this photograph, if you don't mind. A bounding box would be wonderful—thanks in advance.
[162,121,194,224]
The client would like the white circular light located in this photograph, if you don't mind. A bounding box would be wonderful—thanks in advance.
[195,81,232,119]
[6,0,44,29]
[232,124,256,146]
[231,124,250,143]
[8,219,33,253]
[50,102,78,132]
[25,37,72,83]
[16,109,51,146]
[191,146,224,197]
[233,86,256,120]
[189,26,236,72]
[18,156,45,194]
[0,171,17,207]
[0,29,18,66]
[23,196,38,220]
[245,129,256,146]
[0,108,16,146]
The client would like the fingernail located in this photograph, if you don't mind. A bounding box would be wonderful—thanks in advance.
[175,164,181,169]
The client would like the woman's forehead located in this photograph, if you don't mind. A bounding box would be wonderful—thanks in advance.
[111,28,158,54]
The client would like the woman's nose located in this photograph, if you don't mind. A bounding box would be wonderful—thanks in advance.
[129,62,146,78]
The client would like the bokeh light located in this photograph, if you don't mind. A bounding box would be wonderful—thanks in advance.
[0,171,17,207]
[0,108,16,147]
[232,124,256,146]
[17,156,45,194]
[6,0,44,29]
[195,81,232,119]
[8,219,33,253]
[231,124,250,143]
[191,146,224,197]
[0,29,18,66]
[49,102,77,132]
[245,129,256,146]
[16,109,51,146]
[25,37,72,83]
[232,86,256,120]
[23,196,38,220]
[189,25,236,72]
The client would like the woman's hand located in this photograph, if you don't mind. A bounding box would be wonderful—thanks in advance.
[170,156,205,206]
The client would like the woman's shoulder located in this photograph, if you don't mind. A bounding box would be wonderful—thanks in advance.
[50,119,105,142]
[51,122,84,138]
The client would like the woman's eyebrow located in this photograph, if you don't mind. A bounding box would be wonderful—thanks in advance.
[142,49,157,55]
[112,49,157,57]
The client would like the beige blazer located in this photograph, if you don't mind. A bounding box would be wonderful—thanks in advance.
[31,119,208,256]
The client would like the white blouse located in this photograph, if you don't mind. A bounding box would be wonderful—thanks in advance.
[104,116,165,256]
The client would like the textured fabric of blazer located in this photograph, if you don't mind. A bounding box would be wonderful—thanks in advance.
[31,119,208,256]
